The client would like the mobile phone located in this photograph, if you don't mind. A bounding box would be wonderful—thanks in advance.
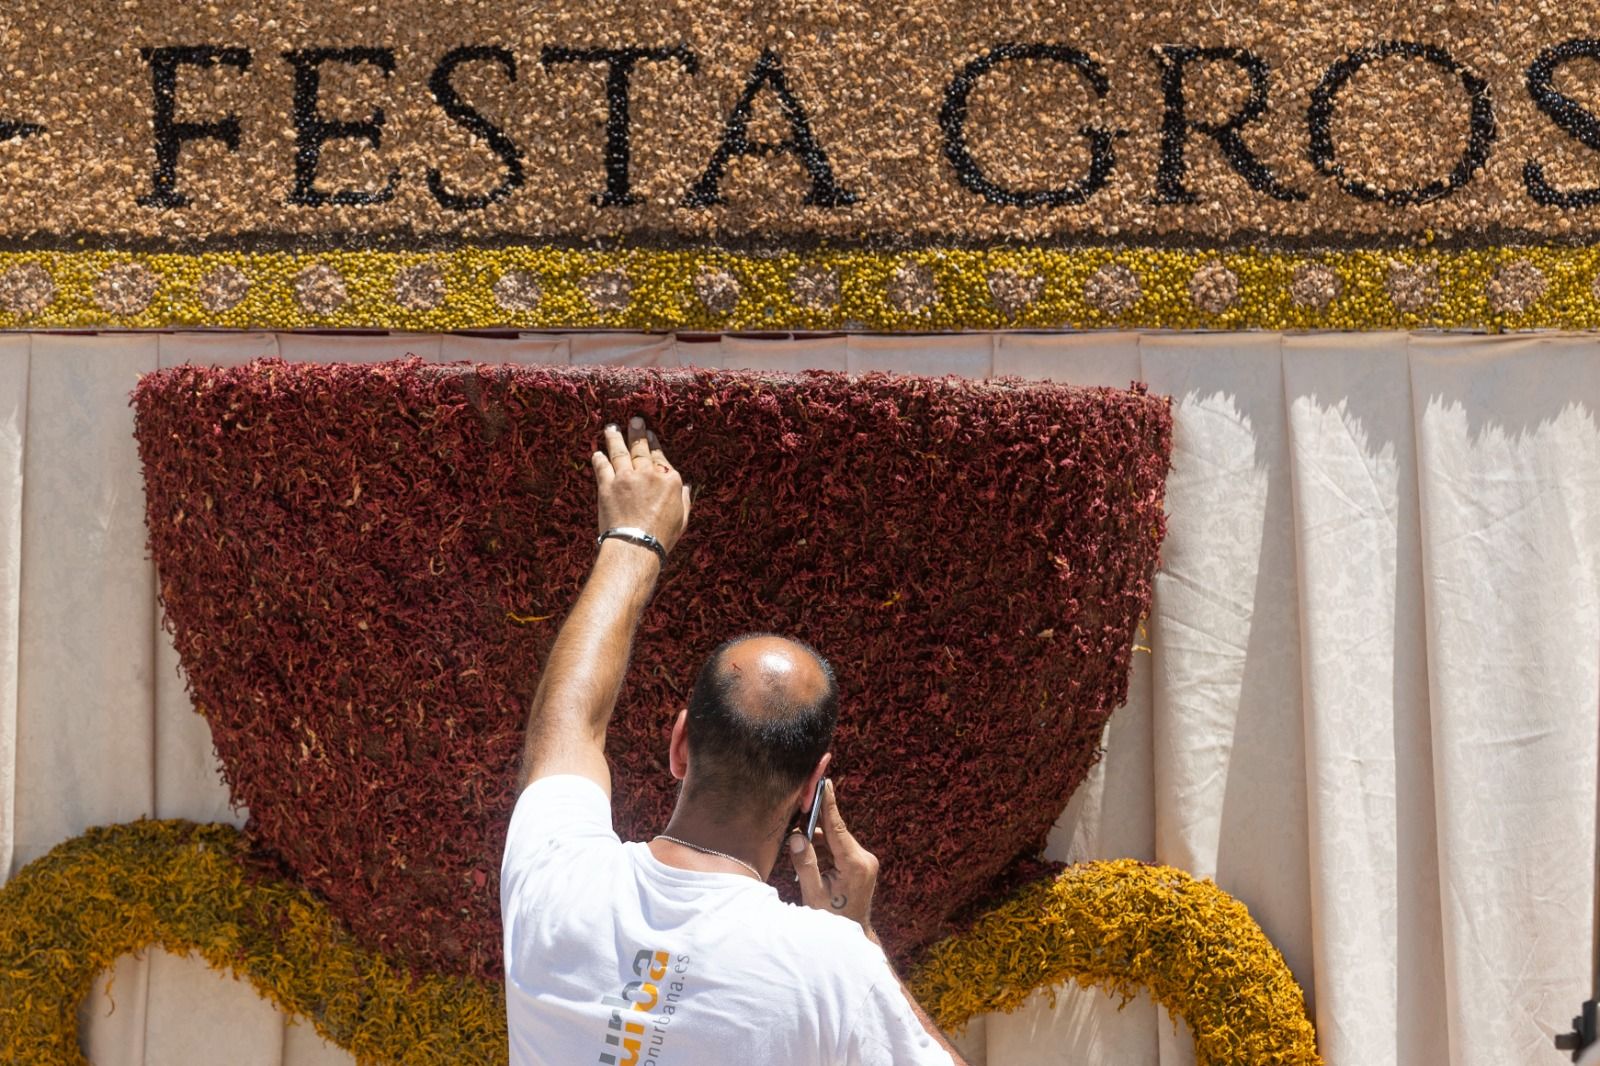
[804,778,828,840]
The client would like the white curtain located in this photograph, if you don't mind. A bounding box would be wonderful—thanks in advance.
[0,331,1594,1066]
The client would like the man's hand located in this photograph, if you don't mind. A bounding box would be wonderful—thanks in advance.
[789,779,880,935]
[593,416,690,553]
[792,780,970,1065]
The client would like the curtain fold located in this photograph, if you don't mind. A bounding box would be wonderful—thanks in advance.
[1409,336,1600,1066]
[0,331,1594,1066]
[1281,333,1447,1066]
[0,336,27,884]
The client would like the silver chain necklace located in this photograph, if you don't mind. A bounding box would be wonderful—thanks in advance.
[653,834,764,880]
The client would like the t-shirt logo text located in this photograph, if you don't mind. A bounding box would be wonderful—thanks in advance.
[596,948,670,1066]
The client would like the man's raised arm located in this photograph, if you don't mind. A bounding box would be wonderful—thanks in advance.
[517,417,689,794]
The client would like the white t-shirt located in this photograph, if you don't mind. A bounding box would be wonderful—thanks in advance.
[501,774,955,1066]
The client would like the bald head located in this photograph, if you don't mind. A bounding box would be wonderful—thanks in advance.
[718,635,833,723]
[683,633,838,816]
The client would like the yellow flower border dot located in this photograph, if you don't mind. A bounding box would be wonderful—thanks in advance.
[0,246,1593,332]
[912,858,1321,1066]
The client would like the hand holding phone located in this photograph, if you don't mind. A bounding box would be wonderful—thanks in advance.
[789,779,880,935]
[804,777,827,840]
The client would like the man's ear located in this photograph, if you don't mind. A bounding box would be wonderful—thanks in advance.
[795,751,832,816]
[668,709,690,781]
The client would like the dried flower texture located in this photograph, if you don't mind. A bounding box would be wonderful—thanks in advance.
[1387,260,1439,313]
[133,361,1173,979]
[492,269,542,312]
[1486,258,1547,314]
[987,268,1044,316]
[0,821,507,1066]
[1,1,1592,247]
[4,247,1599,331]
[913,859,1321,1064]
[582,269,632,312]
[93,262,159,316]
[1290,263,1341,310]
[693,267,741,315]
[294,263,348,316]
[888,261,937,313]
[791,265,841,310]
[198,264,251,313]
[1085,263,1141,314]
[0,824,1314,1065]
[1189,261,1238,313]
[0,263,54,315]
[394,262,446,311]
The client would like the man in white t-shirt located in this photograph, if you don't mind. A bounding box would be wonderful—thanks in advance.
[501,416,967,1066]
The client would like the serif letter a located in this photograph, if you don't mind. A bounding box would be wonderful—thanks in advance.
[685,48,858,207]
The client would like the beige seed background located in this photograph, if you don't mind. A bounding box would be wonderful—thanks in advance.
[0,1,1597,246]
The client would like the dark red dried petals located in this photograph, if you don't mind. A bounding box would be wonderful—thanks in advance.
[131,359,1172,980]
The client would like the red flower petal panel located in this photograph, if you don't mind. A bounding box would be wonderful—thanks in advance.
[133,360,1172,980]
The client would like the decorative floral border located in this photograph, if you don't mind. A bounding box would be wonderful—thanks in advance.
[0,246,1595,332]
[911,858,1321,1066]
[0,822,1317,1066]
[0,820,505,1066]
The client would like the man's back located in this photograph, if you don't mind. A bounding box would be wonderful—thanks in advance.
[502,776,953,1066]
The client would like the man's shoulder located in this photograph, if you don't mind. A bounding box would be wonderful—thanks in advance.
[505,774,618,851]
[741,896,887,971]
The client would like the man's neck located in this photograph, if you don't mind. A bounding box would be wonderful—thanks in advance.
[650,803,791,882]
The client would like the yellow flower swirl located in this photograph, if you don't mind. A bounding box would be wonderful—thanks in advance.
[0,820,504,1066]
[0,822,1317,1065]
[912,858,1321,1065]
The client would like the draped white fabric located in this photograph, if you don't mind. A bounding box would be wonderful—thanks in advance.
[0,331,1595,1066]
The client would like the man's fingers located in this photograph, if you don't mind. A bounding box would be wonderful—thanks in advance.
[795,782,876,930]
[603,423,630,471]
[820,779,858,849]
[628,416,653,469]
[789,830,827,907]
[646,429,675,470]
[591,450,614,487]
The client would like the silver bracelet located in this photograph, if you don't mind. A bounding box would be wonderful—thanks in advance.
[597,526,667,564]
